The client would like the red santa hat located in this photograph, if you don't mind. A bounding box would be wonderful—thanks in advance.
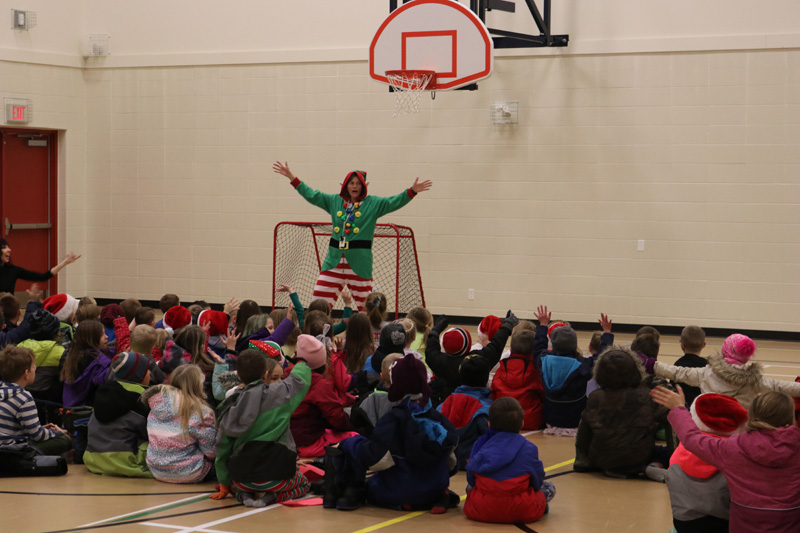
[163,305,191,335]
[441,327,472,356]
[690,393,749,437]
[478,315,502,341]
[547,322,568,339]
[42,293,79,323]
[198,309,229,337]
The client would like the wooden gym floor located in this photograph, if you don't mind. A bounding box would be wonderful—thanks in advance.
[2,330,798,533]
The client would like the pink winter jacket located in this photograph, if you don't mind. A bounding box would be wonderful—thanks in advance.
[669,407,800,533]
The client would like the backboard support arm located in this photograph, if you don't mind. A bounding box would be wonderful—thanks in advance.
[391,0,568,49]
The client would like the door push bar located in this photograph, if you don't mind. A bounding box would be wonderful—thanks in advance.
[4,218,51,236]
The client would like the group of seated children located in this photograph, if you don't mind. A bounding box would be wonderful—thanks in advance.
[0,286,798,530]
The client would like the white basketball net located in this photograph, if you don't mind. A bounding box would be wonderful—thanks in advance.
[386,71,434,117]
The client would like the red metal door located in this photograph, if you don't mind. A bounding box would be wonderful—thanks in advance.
[0,129,58,298]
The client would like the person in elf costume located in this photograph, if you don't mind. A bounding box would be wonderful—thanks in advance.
[273,161,432,311]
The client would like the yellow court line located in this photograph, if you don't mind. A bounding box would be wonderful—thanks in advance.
[350,458,575,533]
[351,511,427,533]
[545,458,575,472]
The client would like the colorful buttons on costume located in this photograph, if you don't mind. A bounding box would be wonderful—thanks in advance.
[355,212,361,218]
[354,228,359,234]
[337,211,343,217]
[334,227,340,233]
[345,229,350,234]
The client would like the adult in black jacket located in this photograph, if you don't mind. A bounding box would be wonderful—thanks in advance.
[0,237,80,294]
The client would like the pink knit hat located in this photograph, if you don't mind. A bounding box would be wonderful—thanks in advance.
[721,334,756,365]
[296,334,327,370]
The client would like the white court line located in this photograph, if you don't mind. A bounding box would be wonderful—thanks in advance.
[521,430,542,437]
[171,503,282,533]
[78,494,209,528]
[140,522,235,533]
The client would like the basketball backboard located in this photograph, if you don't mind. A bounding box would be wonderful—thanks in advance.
[369,0,494,91]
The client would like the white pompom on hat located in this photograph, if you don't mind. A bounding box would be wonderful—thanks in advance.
[42,293,79,323]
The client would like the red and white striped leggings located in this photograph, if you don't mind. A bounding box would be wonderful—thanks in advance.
[312,255,372,311]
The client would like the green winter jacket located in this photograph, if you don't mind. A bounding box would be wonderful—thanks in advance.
[83,380,153,479]
[17,339,64,394]
[292,178,415,279]
[215,362,312,486]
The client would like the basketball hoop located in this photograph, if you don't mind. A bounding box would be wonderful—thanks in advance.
[385,70,436,116]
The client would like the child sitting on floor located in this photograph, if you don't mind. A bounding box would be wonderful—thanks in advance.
[290,331,357,458]
[464,397,555,524]
[60,319,113,407]
[211,336,325,507]
[143,365,217,484]
[325,353,459,513]
[83,351,153,478]
[491,328,545,431]
[349,353,404,437]
[533,307,614,434]
[651,386,800,532]
[664,392,748,533]
[0,345,72,456]
[438,355,493,469]
[642,334,800,410]
[573,346,671,479]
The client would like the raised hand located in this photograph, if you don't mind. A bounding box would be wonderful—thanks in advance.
[534,305,551,326]
[224,297,240,316]
[341,287,353,307]
[411,178,433,194]
[26,283,43,302]
[222,330,240,352]
[598,313,612,333]
[276,284,293,294]
[63,252,81,264]
[273,161,296,181]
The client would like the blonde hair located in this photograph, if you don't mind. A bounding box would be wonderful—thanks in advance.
[154,328,170,352]
[167,365,208,436]
[380,353,404,385]
[131,325,158,354]
[396,318,415,349]
[747,391,796,432]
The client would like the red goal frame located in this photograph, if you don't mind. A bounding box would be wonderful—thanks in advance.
[272,221,426,319]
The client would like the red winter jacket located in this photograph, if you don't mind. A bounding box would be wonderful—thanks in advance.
[465,474,546,524]
[290,372,353,447]
[490,353,545,430]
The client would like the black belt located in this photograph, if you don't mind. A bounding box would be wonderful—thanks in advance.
[329,238,372,250]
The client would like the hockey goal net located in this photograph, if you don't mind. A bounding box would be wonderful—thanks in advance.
[272,222,426,319]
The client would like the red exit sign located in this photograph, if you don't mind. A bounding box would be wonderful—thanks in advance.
[5,102,31,124]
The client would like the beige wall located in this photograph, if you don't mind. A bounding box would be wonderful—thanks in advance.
[1,3,798,331]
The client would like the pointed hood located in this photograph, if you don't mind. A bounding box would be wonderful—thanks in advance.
[339,170,368,202]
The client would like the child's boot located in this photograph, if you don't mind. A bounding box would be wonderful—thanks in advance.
[336,483,365,511]
[322,446,343,509]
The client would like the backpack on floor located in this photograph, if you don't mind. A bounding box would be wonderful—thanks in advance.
[0,443,68,477]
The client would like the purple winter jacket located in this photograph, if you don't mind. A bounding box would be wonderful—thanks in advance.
[62,350,113,407]
[669,407,800,533]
